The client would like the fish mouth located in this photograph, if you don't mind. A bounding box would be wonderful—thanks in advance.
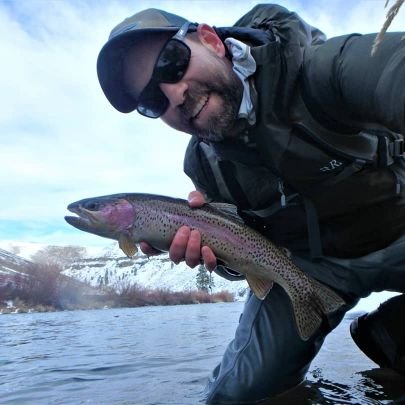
[64,214,91,231]
[64,204,94,232]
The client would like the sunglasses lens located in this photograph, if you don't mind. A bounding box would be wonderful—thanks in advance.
[154,39,191,83]
[137,83,168,118]
[137,39,191,118]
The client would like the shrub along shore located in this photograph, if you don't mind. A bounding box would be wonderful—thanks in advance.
[1,274,235,314]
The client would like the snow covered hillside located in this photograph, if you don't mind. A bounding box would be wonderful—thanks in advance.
[63,244,248,298]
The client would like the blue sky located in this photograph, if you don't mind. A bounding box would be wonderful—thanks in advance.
[0,0,403,248]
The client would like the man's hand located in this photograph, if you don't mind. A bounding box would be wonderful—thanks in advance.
[139,190,217,271]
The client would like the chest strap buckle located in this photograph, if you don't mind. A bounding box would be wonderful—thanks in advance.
[389,137,405,159]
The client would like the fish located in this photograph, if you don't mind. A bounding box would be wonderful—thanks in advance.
[65,193,345,340]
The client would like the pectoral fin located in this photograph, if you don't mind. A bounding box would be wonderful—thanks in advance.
[118,233,138,257]
[245,275,274,300]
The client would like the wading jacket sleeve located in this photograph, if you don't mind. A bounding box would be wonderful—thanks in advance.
[301,32,405,135]
[184,4,405,259]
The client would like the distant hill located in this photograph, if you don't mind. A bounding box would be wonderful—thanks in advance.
[0,248,33,273]
[0,248,33,288]
[63,247,248,298]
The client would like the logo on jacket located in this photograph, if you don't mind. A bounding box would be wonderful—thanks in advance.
[320,159,343,172]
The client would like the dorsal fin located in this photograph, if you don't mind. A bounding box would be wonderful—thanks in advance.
[208,202,244,224]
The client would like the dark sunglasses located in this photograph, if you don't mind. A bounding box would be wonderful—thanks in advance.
[137,22,194,118]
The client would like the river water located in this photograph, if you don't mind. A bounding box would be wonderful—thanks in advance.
[1,302,405,404]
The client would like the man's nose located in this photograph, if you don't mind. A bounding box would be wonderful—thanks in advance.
[160,81,187,108]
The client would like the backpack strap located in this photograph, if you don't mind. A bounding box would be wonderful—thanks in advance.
[293,91,405,169]
[302,198,323,260]
[198,142,235,203]
[198,142,251,208]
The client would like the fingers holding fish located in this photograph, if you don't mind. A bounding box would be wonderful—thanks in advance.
[169,226,216,269]
[201,246,217,272]
[184,229,203,268]
[187,190,206,208]
[140,191,207,265]
[169,226,193,265]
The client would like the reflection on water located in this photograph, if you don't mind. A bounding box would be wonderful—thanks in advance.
[1,304,404,404]
[270,368,405,405]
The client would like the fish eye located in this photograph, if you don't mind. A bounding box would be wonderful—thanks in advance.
[83,201,101,211]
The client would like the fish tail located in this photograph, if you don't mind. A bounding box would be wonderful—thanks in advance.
[291,278,345,341]
[311,278,346,314]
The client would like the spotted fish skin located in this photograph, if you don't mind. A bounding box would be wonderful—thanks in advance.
[65,193,345,340]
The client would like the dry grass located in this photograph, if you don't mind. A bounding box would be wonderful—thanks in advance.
[372,0,405,55]
[111,282,235,307]
[0,263,106,311]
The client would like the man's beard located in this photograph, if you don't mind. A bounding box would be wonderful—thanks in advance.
[180,71,243,142]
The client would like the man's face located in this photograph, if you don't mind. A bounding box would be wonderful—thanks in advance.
[123,30,243,142]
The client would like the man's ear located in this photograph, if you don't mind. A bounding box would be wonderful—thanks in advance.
[196,24,226,57]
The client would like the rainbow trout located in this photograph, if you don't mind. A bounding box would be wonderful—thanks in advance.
[65,193,345,340]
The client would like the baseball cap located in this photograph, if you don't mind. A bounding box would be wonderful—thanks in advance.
[97,8,189,113]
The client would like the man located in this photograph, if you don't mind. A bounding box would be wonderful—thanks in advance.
[97,4,405,403]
